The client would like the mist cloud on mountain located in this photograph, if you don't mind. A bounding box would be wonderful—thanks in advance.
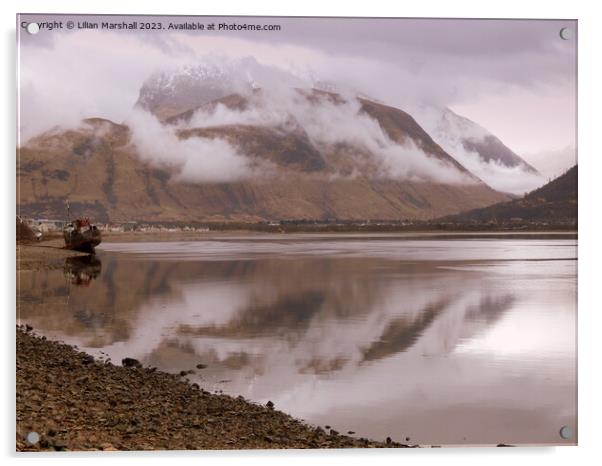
[127,109,260,183]
[127,87,473,185]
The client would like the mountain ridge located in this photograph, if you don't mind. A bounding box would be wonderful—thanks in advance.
[17,89,509,223]
[412,106,544,194]
[439,165,577,225]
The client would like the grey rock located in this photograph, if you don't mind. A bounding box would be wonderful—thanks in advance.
[121,358,142,368]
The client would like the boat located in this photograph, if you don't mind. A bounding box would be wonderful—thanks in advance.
[63,217,102,253]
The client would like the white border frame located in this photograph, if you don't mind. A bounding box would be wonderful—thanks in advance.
[3,1,600,465]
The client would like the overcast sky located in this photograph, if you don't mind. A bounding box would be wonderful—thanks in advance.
[18,15,577,171]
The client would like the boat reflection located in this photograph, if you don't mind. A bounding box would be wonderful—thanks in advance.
[64,255,102,286]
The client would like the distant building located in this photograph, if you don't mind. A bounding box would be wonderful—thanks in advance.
[27,218,68,232]
[120,221,138,232]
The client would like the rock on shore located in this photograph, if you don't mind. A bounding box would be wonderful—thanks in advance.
[16,327,407,451]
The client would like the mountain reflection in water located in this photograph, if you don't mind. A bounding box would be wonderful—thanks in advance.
[17,235,577,446]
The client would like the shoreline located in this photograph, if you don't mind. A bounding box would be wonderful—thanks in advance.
[17,239,87,271]
[16,237,409,450]
[100,229,577,244]
[16,327,407,451]
[16,230,577,272]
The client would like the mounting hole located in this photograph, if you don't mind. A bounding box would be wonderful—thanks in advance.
[25,431,40,445]
[26,23,40,35]
[559,425,572,439]
[559,27,573,40]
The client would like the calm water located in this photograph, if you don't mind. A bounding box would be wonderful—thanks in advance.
[17,233,577,446]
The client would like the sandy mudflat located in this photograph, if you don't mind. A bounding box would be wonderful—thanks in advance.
[16,327,406,451]
[17,239,88,271]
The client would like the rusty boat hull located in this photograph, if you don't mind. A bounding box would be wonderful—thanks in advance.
[63,222,102,253]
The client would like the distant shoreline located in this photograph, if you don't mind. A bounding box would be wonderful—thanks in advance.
[16,230,577,271]
[100,229,577,244]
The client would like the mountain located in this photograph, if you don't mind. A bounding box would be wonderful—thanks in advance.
[136,59,303,121]
[17,87,509,223]
[412,106,544,195]
[139,64,545,197]
[440,165,577,225]
[168,89,472,177]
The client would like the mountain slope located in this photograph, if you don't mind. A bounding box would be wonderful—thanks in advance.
[440,165,577,225]
[413,106,544,195]
[138,62,543,196]
[168,89,477,178]
[17,89,509,223]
